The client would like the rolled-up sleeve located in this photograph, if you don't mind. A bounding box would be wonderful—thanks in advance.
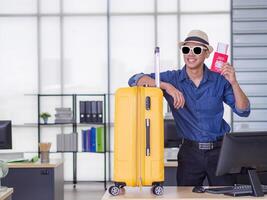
[235,102,250,116]
[223,81,251,117]
[128,70,179,87]
[128,73,145,86]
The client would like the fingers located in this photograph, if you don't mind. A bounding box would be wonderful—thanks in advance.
[221,63,234,74]
[221,68,232,77]
[165,84,185,109]
[173,91,185,109]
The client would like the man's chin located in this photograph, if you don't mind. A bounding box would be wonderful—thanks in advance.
[186,62,204,69]
[186,64,198,69]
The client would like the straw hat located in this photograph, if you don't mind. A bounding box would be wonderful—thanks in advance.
[179,30,214,53]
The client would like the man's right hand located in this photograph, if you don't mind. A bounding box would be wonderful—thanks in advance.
[163,82,185,109]
[137,76,185,109]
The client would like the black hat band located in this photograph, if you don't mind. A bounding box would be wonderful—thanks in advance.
[185,36,209,45]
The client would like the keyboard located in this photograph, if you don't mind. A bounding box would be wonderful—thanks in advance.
[205,185,267,196]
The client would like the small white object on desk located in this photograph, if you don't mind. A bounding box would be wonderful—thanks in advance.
[0,188,13,200]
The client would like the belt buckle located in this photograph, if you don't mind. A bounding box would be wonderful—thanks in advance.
[199,142,213,150]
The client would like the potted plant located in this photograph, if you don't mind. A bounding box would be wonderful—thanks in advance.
[40,112,51,124]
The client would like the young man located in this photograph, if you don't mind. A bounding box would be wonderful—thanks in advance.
[128,30,250,186]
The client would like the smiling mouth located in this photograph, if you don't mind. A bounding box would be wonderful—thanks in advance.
[187,58,197,64]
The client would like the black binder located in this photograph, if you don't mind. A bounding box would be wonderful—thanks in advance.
[97,101,103,123]
[79,101,86,123]
[91,101,98,123]
[85,101,92,123]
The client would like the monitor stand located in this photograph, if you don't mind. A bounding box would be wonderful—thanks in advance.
[248,169,264,197]
[223,168,265,197]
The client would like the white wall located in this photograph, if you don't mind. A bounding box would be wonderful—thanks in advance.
[0,0,231,181]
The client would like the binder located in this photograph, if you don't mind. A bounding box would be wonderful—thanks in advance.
[64,134,68,151]
[96,127,104,152]
[82,130,87,152]
[86,129,91,152]
[85,101,92,123]
[71,133,77,152]
[91,101,98,123]
[57,134,63,152]
[90,127,96,152]
[80,101,86,123]
[97,101,103,123]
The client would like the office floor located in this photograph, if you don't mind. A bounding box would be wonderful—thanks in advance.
[64,182,108,200]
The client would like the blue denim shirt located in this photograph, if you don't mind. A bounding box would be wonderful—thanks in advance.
[128,65,250,142]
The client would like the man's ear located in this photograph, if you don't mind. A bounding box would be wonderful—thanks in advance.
[205,51,210,59]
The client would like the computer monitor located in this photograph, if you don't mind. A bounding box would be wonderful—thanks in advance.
[0,121,12,149]
[164,119,183,148]
[216,131,267,196]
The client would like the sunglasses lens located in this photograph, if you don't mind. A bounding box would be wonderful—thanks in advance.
[182,46,190,54]
[193,47,202,55]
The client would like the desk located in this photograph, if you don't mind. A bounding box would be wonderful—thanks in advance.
[3,159,63,200]
[0,188,13,200]
[102,186,267,200]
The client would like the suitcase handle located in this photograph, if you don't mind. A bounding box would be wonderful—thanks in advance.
[146,118,150,156]
[145,97,151,110]
[154,47,160,88]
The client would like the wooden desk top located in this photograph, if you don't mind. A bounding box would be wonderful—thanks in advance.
[0,188,13,200]
[102,186,267,200]
[7,159,63,168]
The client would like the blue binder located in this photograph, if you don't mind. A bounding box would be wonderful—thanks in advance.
[86,129,91,152]
[90,127,96,152]
[82,130,87,152]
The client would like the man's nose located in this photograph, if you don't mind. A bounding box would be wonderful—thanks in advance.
[188,49,194,56]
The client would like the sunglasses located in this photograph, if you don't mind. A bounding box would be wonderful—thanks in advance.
[181,46,207,55]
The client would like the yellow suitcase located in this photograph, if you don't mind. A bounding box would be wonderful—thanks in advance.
[109,86,164,196]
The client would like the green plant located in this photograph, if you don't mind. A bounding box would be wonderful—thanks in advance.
[40,112,51,119]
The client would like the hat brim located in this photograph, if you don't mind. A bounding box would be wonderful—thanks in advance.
[178,40,213,54]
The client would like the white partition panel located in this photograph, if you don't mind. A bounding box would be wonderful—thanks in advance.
[63,0,107,13]
[0,18,37,124]
[157,15,178,70]
[110,0,154,13]
[40,17,61,94]
[63,17,107,94]
[0,0,37,14]
[110,16,155,92]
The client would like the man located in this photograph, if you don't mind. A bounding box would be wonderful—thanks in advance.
[128,30,250,186]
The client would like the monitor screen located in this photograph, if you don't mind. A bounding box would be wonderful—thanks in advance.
[0,120,12,149]
[216,131,267,176]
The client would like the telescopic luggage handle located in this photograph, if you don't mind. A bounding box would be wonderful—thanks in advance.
[154,47,160,88]
[145,47,160,156]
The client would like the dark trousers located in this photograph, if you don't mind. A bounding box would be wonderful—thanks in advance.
[176,142,235,186]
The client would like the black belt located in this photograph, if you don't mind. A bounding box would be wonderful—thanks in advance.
[182,137,223,150]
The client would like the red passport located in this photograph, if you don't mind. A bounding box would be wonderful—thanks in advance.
[210,52,228,73]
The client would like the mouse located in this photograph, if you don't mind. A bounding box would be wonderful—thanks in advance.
[192,186,206,193]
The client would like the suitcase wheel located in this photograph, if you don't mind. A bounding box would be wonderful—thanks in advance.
[152,185,164,196]
[109,186,120,196]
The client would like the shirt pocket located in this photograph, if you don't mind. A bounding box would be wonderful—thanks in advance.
[203,96,223,115]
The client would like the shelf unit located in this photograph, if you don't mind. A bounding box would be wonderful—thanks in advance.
[37,93,107,189]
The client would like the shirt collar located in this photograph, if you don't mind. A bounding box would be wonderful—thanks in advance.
[178,64,215,83]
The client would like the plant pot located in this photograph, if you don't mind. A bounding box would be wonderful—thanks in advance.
[42,118,48,124]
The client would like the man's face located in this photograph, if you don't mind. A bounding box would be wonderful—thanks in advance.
[182,42,209,70]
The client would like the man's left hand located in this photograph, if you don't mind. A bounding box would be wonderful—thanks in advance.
[221,63,238,85]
